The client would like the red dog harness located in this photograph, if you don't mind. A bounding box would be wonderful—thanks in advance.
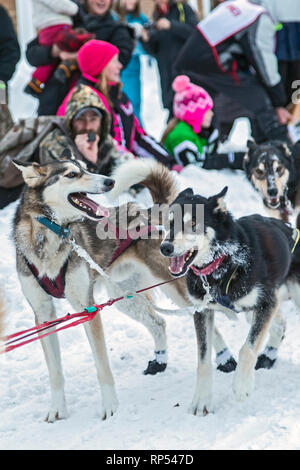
[107,223,159,266]
[25,223,159,299]
[25,259,68,299]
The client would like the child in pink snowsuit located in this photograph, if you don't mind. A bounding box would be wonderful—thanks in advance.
[25,0,93,96]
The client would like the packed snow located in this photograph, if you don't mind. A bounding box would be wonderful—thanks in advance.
[0,53,300,451]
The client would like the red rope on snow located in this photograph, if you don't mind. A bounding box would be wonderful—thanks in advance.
[1,278,177,354]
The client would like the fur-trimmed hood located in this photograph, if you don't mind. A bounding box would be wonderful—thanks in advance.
[65,84,111,143]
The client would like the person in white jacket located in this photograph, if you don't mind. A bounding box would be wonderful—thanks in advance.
[175,0,300,144]
[25,0,83,96]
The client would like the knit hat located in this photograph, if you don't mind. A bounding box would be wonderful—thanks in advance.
[77,39,119,80]
[172,75,213,134]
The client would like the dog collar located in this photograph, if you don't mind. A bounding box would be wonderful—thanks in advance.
[35,216,71,240]
[190,254,226,277]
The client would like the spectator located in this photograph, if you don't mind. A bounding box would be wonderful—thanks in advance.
[24,0,91,97]
[162,75,244,170]
[0,5,20,140]
[76,0,134,67]
[174,0,300,144]
[208,0,254,142]
[140,0,198,120]
[57,39,174,168]
[0,84,132,209]
[114,0,149,124]
[24,0,78,96]
[40,84,134,175]
[25,0,134,115]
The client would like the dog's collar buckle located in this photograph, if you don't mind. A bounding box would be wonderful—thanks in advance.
[200,273,209,289]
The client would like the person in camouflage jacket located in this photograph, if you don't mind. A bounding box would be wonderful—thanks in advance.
[40,83,134,175]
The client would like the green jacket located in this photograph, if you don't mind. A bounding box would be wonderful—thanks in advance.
[164,121,208,167]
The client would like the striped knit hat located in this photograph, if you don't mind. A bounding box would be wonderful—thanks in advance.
[172,75,213,134]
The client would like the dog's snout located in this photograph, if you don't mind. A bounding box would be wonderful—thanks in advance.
[160,242,174,257]
[103,178,115,191]
[267,187,278,197]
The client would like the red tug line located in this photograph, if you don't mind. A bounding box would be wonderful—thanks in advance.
[1,278,177,353]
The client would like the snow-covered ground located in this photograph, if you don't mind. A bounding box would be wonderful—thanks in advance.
[1,56,300,451]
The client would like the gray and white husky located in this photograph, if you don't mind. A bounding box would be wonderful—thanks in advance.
[12,156,198,422]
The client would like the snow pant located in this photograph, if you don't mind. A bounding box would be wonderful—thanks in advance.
[182,70,289,144]
[214,93,253,141]
[0,184,23,209]
[203,151,245,171]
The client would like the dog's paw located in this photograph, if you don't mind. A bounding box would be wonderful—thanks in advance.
[143,360,167,375]
[188,397,213,417]
[101,384,119,420]
[255,347,278,370]
[216,348,237,373]
[232,371,254,402]
[217,356,237,373]
[45,394,68,423]
[255,354,276,370]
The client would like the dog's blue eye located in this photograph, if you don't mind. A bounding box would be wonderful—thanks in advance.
[65,172,77,179]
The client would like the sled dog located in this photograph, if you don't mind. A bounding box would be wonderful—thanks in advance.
[13,156,206,422]
[244,139,300,222]
[111,158,300,415]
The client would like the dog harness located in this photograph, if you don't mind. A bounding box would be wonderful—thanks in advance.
[102,221,160,267]
[25,258,68,299]
[26,217,159,299]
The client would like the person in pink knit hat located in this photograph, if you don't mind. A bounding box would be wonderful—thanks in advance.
[162,75,245,171]
[57,39,174,172]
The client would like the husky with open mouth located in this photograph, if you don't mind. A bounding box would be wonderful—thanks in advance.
[160,184,300,414]
[12,155,118,422]
[109,158,300,415]
[14,155,236,422]
[244,139,300,223]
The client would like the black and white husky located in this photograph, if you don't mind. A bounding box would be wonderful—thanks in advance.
[111,158,300,415]
[243,139,300,222]
[160,186,300,414]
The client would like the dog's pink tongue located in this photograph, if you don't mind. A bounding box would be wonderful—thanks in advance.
[79,194,109,218]
[170,255,185,274]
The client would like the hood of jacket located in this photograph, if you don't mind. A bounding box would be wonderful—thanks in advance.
[65,84,111,144]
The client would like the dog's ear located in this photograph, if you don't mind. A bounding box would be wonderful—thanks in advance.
[209,186,228,213]
[243,140,257,173]
[247,139,257,152]
[13,161,49,188]
[278,142,292,158]
[61,148,73,160]
[178,187,194,198]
